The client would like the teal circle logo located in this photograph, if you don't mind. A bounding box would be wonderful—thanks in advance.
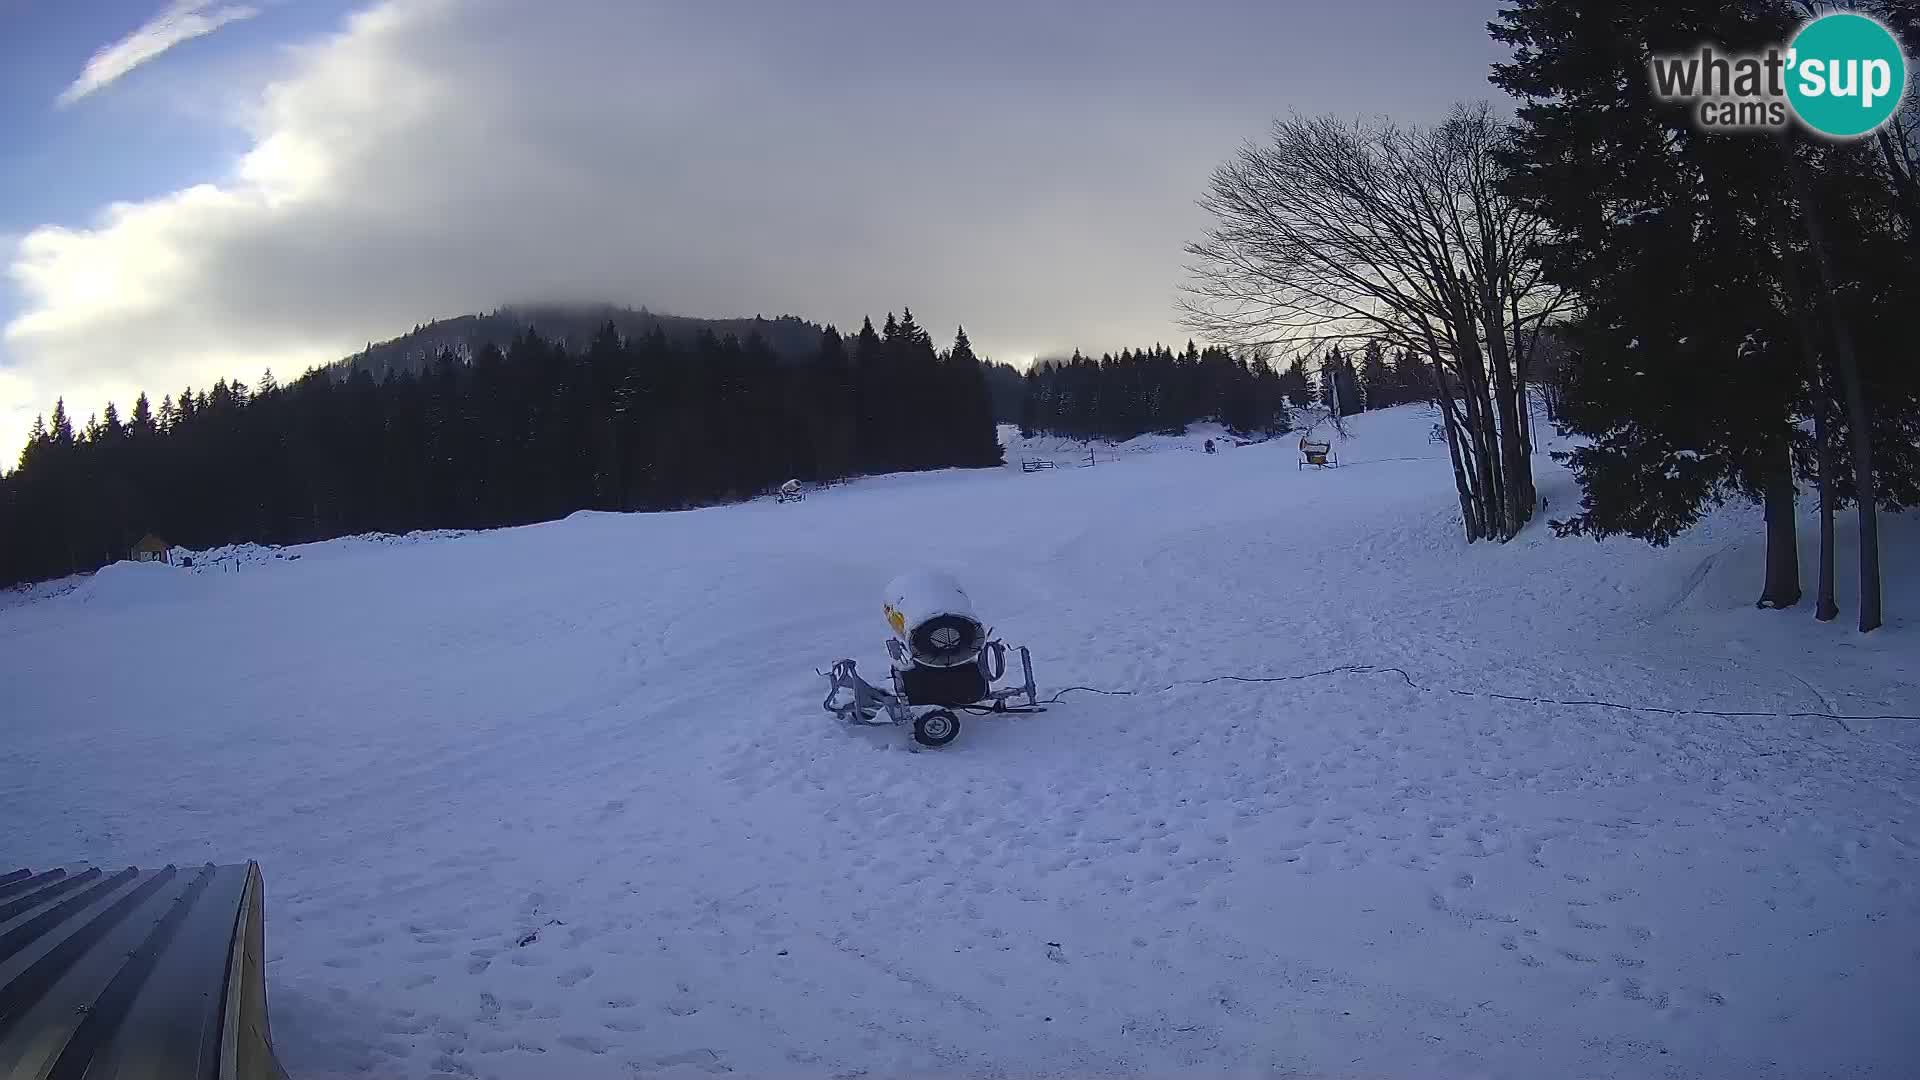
[1786,13,1907,138]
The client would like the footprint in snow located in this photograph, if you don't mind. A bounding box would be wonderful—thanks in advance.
[429,1053,478,1077]
[472,1033,517,1054]
[380,1013,431,1035]
[662,985,702,1016]
[640,1048,729,1074]
[559,1034,610,1055]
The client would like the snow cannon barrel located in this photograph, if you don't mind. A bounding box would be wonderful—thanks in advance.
[883,570,987,668]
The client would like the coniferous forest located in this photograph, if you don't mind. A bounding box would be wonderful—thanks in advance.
[1016,343,1297,441]
[0,310,1001,587]
[1014,340,1435,441]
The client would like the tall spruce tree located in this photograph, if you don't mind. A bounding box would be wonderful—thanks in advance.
[1318,348,1362,419]
[1389,348,1429,405]
[1357,341,1392,410]
[944,328,1005,466]
[1494,0,1814,610]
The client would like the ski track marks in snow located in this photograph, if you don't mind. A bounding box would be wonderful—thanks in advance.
[6,405,1919,1079]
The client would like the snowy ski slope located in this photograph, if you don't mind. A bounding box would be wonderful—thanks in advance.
[4,404,1917,1078]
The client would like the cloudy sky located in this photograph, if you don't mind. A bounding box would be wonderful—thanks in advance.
[0,0,1509,462]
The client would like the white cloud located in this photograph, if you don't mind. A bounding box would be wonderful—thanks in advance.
[59,0,262,107]
[5,0,1502,462]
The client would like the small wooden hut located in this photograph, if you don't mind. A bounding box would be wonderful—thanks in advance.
[131,533,173,564]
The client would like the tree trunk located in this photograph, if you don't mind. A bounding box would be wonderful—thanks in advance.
[1449,289,1508,539]
[1426,336,1483,541]
[1759,430,1802,609]
[1511,297,1544,459]
[1787,147,1882,632]
[1777,231,1840,622]
[1458,361,1501,536]
[1481,291,1534,537]
[1813,417,1838,622]
[1467,377,1503,535]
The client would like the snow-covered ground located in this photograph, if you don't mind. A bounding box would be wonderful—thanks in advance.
[5,404,1917,1079]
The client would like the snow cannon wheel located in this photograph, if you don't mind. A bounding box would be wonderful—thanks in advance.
[913,709,961,747]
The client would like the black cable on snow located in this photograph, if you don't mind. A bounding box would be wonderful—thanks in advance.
[1040,663,1920,727]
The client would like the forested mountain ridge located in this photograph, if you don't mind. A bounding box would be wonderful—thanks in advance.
[335,303,1028,422]
[332,304,829,382]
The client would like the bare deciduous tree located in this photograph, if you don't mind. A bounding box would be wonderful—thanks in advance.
[1182,103,1568,542]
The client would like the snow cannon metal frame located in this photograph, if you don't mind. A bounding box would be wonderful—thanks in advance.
[820,571,1040,747]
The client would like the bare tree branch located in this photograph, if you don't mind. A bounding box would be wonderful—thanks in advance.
[1180,103,1568,541]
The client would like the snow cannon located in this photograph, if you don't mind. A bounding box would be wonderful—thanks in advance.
[884,571,987,669]
[821,569,1041,747]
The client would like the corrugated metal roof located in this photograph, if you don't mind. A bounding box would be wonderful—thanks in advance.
[0,863,286,1080]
